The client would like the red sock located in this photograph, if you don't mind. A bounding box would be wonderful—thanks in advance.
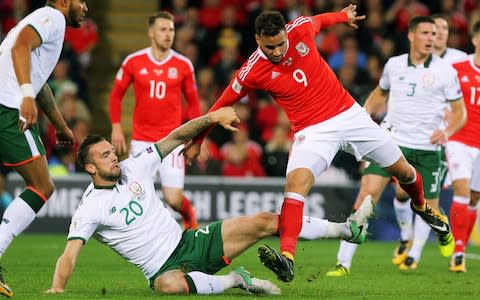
[450,201,468,253]
[465,206,478,245]
[180,196,198,230]
[279,198,304,258]
[399,170,425,208]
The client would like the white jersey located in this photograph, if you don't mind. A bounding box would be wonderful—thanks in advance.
[68,145,183,279]
[0,6,65,109]
[440,47,468,64]
[379,54,462,151]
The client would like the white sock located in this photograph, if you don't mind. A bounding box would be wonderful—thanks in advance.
[0,197,36,255]
[337,240,358,269]
[299,216,350,240]
[187,271,240,294]
[393,197,413,241]
[408,215,431,262]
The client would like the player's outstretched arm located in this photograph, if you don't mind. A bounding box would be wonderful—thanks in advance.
[46,240,84,294]
[36,83,74,145]
[341,4,366,29]
[363,86,388,115]
[156,107,239,159]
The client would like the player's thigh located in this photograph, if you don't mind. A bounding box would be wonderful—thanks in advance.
[402,147,442,199]
[446,141,479,182]
[158,145,185,189]
[221,212,277,259]
[0,105,45,167]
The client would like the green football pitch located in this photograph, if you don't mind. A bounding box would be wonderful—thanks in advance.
[2,234,479,299]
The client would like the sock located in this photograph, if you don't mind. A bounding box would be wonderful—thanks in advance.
[393,197,413,241]
[280,193,305,258]
[337,240,358,269]
[299,217,350,240]
[0,194,38,255]
[399,170,425,208]
[466,205,478,245]
[408,215,431,262]
[450,197,469,253]
[179,195,198,229]
[185,271,238,294]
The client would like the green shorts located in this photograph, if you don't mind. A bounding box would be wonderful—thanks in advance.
[0,104,45,166]
[148,221,228,289]
[363,146,442,199]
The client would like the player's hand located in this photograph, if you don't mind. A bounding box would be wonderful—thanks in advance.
[46,287,65,294]
[111,123,127,155]
[430,129,448,145]
[208,107,240,132]
[18,97,37,131]
[183,142,201,166]
[341,4,366,29]
[56,127,75,145]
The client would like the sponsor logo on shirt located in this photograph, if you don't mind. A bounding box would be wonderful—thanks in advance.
[283,57,293,66]
[295,42,309,56]
[460,75,469,83]
[295,135,306,145]
[139,68,148,75]
[271,71,280,79]
[232,78,243,94]
[168,67,178,79]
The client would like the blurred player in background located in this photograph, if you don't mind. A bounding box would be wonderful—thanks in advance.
[47,107,373,295]
[109,11,201,230]
[446,20,480,272]
[326,16,466,276]
[0,1,88,297]
[185,6,453,282]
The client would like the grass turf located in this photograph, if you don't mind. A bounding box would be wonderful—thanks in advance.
[2,235,479,299]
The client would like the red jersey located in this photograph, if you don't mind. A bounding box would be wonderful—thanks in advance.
[208,13,355,134]
[451,56,480,148]
[109,48,201,141]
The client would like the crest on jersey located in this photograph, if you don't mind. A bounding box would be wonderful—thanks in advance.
[422,73,435,88]
[168,67,178,79]
[129,182,144,197]
[295,42,309,56]
[283,57,293,66]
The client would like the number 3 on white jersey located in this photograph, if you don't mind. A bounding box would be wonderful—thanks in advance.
[149,80,166,100]
[293,69,308,87]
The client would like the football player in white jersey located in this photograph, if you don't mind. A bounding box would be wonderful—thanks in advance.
[325,16,467,276]
[47,107,374,295]
[0,1,88,297]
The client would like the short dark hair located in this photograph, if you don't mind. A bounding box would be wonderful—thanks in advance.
[473,20,480,35]
[255,11,286,37]
[77,134,106,171]
[148,11,174,27]
[408,16,435,32]
[431,13,448,23]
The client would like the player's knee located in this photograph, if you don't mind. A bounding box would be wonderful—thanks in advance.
[154,277,186,294]
[253,212,278,236]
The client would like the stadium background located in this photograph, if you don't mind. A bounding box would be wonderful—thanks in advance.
[1,0,480,245]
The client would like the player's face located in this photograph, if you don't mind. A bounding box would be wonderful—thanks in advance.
[66,0,88,28]
[88,141,121,182]
[149,18,175,51]
[433,18,448,50]
[256,30,288,65]
[409,22,436,57]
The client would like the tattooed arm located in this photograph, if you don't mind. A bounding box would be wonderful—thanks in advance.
[155,107,239,159]
[36,84,74,144]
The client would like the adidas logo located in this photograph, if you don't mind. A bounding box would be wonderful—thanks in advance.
[139,68,149,75]
[460,75,469,83]
[271,71,280,79]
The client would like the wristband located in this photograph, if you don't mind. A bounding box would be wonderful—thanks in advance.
[20,83,35,98]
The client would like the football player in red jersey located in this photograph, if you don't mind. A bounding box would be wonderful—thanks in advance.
[109,11,201,230]
[446,20,480,272]
[185,4,453,282]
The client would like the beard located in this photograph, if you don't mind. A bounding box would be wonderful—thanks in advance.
[67,6,82,28]
[98,169,121,182]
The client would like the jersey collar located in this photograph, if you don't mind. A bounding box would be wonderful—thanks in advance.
[93,183,118,190]
[407,53,433,68]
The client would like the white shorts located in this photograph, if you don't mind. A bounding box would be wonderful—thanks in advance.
[286,103,402,178]
[471,154,480,192]
[130,140,185,188]
[445,141,480,182]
